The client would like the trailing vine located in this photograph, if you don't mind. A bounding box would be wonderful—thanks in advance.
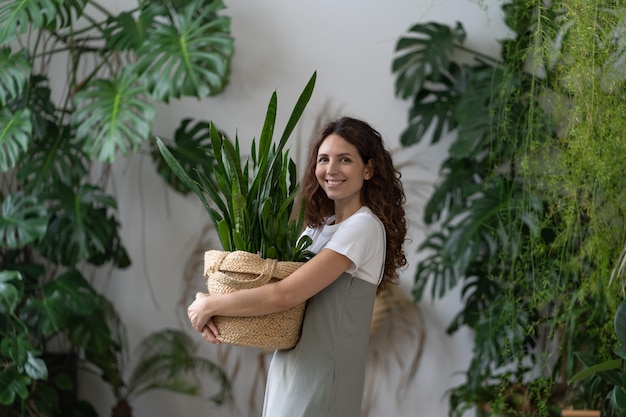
[393,0,626,415]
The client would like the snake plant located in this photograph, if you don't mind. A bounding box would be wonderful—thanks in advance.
[157,72,317,262]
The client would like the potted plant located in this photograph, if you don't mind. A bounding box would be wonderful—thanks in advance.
[392,0,626,415]
[156,71,317,350]
[0,0,234,414]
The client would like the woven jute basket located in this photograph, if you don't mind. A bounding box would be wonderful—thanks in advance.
[204,250,306,350]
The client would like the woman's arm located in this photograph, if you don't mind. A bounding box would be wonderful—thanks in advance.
[188,248,352,342]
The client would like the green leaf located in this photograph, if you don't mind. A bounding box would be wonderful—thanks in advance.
[423,157,481,224]
[392,21,466,99]
[24,352,48,380]
[22,269,99,334]
[17,124,89,193]
[0,274,21,314]
[0,48,30,107]
[38,183,122,267]
[137,0,234,101]
[125,329,230,403]
[0,108,31,172]
[155,136,215,218]
[71,67,156,163]
[103,10,152,51]
[150,118,218,195]
[277,71,317,150]
[614,383,626,411]
[569,359,622,383]
[0,369,30,405]
[0,192,48,249]
[401,82,457,147]
[14,74,55,141]
[616,299,626,347]
[47,0,88,29]
[0,0,61,45]
[156,72,315,260]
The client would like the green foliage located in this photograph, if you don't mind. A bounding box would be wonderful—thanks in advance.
[71,68,156,163]
[136,0,233,101]
[394,0,626,416]
[151,118,221,195]
[0,0,234,414]
[157,72,317,262]
[571,299,626,417]
[121,329,230,404]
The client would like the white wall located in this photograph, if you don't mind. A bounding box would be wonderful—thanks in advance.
[81,0,510,416]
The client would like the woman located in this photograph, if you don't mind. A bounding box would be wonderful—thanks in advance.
[188,116,407,417]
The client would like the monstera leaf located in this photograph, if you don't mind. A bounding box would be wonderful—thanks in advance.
[0,108,31,172]
[392,21,466,100]
[71,67,156,163]
[0,192,48,249]
[415,178,542,300]
[137,0,234,101]
[0,0,86,45]
[0,48,30,107]
[17,125,88,193]
[103,8,155,52]
[38,183,122,267]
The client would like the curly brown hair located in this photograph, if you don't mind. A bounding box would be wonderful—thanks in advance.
[301,117,407,294]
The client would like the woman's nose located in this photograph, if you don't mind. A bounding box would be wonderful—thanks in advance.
[326,159,338,173]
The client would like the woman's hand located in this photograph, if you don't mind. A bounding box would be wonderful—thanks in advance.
[188,292,221,344]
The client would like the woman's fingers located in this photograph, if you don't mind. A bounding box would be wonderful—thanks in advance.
[206,318,220,336]
[202,325,221,345]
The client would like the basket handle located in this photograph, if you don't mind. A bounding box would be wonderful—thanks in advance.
[209,253,278,289]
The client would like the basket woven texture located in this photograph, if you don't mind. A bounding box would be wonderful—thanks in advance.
[204,250,306,350]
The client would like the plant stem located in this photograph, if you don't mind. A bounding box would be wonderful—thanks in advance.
[454,44,501,64]
[87,0,114,19]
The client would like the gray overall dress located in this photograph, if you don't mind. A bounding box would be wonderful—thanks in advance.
[262,271,377,417]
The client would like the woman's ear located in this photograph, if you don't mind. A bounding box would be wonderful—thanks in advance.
[364,161,374,180]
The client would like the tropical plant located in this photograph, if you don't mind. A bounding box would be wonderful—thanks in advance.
[570,298,626,417]
[157,72,318,262]
[393,1,626,416]
[0,0,234,414]
[106,328,230,417]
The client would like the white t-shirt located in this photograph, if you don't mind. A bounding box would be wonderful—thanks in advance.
[301,206,386,285]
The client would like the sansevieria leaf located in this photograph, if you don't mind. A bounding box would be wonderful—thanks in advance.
[71,67,156,163]
[157,72,317,261]
[151,118,217,195]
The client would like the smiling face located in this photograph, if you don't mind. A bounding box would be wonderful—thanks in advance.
[315,133,373,219]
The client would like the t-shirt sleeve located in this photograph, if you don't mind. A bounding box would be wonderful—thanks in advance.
[323,212,384,276]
